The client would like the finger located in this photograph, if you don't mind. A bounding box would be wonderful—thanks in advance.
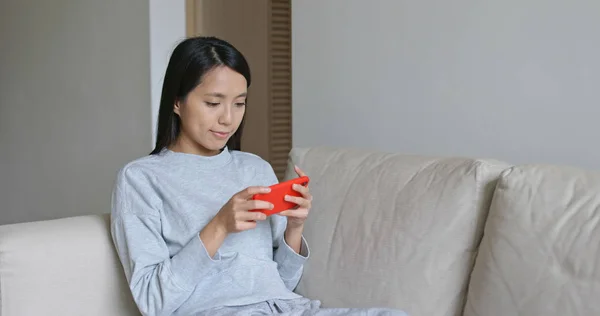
[237,186,271,199]
[237,210,268,222]
[244,200,274,211]
[294,165,307,178]
[235,221,258,231]
[285,195,311,208]
[292,183,309,195]
[293,184,312,202]
[280,208,309,218]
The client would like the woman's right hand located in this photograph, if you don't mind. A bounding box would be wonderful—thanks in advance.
[215,186,274,234]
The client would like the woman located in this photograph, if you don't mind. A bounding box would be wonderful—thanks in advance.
[111,36,407,316]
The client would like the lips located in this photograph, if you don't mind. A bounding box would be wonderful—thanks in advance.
[211,130,230,139]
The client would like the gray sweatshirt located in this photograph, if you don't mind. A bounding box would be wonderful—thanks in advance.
[110,148,310,316]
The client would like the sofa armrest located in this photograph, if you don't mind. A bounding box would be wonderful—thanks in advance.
[0,214,139,316]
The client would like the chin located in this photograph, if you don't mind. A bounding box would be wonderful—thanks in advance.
[188,139,223,154]
[206,141,228,151]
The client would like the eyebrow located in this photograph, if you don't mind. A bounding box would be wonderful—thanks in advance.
[204,92,247,98]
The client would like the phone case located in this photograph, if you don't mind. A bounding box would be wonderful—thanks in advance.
[250,176,310,216]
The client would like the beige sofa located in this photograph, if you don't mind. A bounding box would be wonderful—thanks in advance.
[1,146,599,315]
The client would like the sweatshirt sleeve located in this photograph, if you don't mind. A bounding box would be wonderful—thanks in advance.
[260,162,311,291]
[271,214,310,290]
[110,166,234,316]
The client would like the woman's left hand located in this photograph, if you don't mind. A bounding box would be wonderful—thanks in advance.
[280,165,312,229]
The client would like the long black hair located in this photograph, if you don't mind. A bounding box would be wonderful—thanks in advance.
[150,36,251,155]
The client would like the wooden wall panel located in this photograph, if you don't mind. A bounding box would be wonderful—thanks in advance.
[268,0,292,180]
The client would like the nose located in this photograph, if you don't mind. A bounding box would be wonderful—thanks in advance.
[218,104,233,126]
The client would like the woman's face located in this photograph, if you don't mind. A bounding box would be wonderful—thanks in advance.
[172,66,247,156]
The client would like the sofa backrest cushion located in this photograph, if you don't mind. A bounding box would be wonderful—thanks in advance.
[464,165,600,316]
[0,214,139,316]
[286,147,509,316]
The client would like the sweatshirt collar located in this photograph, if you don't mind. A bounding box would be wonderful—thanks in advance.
[162,146,232,169]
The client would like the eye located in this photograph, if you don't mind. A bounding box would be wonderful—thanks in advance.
[205,102,219,107]
[235,102,246,107]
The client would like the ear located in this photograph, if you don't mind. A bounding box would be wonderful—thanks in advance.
[173,99,181,116]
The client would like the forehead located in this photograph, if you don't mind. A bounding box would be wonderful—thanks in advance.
[197,66,247,94]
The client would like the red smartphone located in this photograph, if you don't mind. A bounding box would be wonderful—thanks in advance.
[250,176,310,216]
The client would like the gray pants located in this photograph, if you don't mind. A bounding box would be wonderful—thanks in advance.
[198,298,408,316]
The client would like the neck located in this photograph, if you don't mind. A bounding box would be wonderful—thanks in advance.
[169,134,221,157]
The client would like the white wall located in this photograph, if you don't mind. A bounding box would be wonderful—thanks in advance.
[149,1,186,146]
[0,1,151,225]
[292,0,600,169]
